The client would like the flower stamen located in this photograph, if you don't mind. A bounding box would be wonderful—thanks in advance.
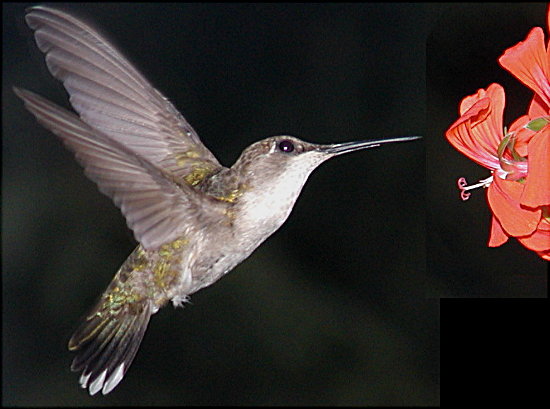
[457,176,494,201]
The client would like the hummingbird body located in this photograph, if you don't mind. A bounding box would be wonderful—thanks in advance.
[15,6,420,395]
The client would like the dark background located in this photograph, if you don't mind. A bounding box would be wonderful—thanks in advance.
[0,2,545,406]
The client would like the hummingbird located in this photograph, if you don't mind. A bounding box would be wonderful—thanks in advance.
[14,6,421,396]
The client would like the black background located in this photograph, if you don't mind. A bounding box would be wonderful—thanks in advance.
[2,2,547,406]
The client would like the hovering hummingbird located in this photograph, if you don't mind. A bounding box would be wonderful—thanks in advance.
[15,6,421,396]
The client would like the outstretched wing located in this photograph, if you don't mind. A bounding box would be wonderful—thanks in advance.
[14,87,226,250]
[24,5,221,173]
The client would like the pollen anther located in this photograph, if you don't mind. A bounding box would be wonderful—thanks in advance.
[457,176,494,201]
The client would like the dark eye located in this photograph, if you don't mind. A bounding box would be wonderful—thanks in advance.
[278,140,294,153]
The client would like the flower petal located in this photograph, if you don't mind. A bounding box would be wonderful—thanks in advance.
[499,27,550,110]
[508,114,534,157]
[445,84,504,170]
[517,217,550,252]
[488,215,509,247]
[520,127,550,207]
[486,177,541,236]
[528,94,550,118]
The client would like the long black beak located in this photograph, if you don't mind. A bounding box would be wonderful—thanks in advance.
[321,135,422,155]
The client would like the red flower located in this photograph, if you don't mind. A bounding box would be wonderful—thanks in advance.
[447,84,529,184]
[445,84,548,257]
[445,5,550,260]
[499,12,550,210]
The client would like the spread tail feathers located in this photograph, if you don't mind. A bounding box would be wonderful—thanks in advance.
[68,289,152,395]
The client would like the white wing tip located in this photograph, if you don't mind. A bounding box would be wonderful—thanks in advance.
[78,363,126,396]
[79,371,91,388]
[102,363,125,395]
[88,369,107,396]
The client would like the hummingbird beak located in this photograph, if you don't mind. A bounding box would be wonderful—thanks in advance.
[320,135,422,156]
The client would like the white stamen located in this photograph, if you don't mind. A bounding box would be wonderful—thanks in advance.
[457,176,494,201]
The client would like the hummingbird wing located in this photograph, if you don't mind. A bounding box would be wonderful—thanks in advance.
[14,87,227,250]
[24,5,221,174]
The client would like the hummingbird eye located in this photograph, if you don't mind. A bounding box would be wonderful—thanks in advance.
[277,140,295,153]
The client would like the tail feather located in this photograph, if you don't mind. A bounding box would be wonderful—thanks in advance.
[68,293,152,395]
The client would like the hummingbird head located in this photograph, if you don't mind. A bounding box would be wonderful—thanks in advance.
[230,134,421,240]
[234,135,332,182]
[233,134,422,183]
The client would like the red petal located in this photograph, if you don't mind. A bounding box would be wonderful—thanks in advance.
[499,27,550,110]
[521,128,550,207]
[528,94,550,118]
[508,114,533,157]
[517,218,550,252]
[486,177,541,236]
[488,215,509,247]
[445,84,504,170]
